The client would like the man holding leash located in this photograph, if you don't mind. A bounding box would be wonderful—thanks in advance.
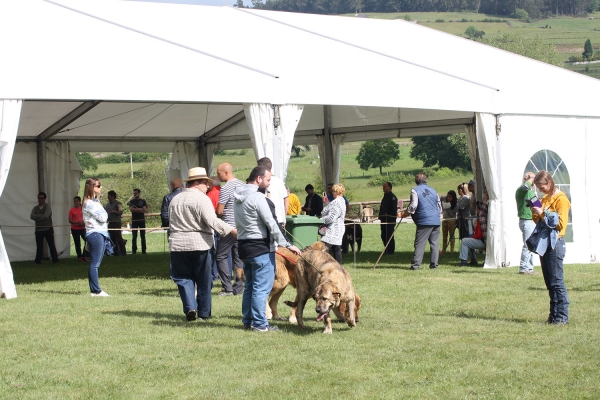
[401,173,442,270]
[168,167,236,322]
[234,165,301,332]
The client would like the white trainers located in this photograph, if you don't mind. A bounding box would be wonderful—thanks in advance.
[91,291,110,297]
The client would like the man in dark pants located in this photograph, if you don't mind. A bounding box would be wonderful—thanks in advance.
[401,173,443,270]
[215,163,245,296]
[168,167,236,322]
[30,192,59,264]
[105,190,127,256]
[379,182,398,255]
[128,188,147,254]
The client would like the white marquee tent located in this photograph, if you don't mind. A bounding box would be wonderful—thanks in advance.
[1,0,599,299]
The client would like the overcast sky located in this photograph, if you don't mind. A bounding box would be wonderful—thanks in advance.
[128,0,251,8]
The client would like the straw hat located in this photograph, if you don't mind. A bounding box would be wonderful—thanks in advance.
[184,167,209,182]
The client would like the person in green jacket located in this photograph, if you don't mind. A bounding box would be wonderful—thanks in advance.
[516,172,536,274]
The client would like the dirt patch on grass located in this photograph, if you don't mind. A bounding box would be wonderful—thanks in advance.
[556,44,583,52]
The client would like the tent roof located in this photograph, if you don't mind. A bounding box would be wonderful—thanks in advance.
[2,0,600,149]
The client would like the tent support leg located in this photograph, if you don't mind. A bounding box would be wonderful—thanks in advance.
[322,105,335,189]
[37,142,46,193]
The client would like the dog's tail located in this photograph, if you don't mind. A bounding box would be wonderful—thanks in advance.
[283,300,298,308]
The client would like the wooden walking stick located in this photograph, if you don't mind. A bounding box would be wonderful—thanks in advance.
[374,216,404,269]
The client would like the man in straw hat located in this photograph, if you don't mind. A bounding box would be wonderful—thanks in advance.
[168,167,237,322]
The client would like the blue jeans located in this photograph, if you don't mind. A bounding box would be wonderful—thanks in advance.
[459,238,485,262]
[519,219,536,272]
[241,252,275,328]
[540,238,569,323]
[87,232,106,293]
[170,250,212,318]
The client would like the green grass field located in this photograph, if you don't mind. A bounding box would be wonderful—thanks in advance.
[3,224,600,398]
[355,11,600,78]
[213,143,471,205]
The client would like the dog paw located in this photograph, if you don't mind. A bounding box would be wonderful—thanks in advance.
[288,317,297,324]
[323,329,333,334]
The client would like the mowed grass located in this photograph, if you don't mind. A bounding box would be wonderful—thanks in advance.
[3,224,600,399]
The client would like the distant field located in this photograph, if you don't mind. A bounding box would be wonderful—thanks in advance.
[351,11,600,78]
[213,140,472,204]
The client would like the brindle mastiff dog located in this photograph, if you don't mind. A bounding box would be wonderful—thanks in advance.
[285,244,357,334]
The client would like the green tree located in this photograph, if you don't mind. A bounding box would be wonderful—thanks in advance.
[75,152,98,172]
[481,33,563,67]
[356,139,400,175]
[410,133,472,171]
[233,0,245,7]
[583,39,593,59]
[100,157,169,226]
[465,26,485,40]
[291,144,311,157]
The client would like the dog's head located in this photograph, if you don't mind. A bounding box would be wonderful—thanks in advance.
[304,241,328,253]
[313,282,341,322]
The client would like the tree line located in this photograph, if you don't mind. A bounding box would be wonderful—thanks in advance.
[242,0,598,19]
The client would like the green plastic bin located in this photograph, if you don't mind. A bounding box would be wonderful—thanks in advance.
[285,215,323,249]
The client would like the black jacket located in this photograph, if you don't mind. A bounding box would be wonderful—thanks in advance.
[160,187,183,227]
[379,191,398,222]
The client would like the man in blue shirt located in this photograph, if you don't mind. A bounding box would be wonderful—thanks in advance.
[401,173,442,270]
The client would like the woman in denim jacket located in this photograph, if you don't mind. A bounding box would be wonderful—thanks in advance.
[531,171,571,325]
[83,177,110,297]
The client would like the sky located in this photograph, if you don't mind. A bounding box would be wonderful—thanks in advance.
[128,0,251,8]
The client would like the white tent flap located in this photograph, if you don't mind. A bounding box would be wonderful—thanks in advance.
[476,112,504,268]
[168,142,200,181]
[244,103,303,180]
[0,100,22,299]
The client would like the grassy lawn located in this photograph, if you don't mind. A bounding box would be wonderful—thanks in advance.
[2,224,600,398]
[350,11,600,77]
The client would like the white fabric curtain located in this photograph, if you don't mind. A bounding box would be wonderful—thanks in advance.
[331,134,345,184]
[45,142,82,260]
[476,113,504,268]
[465,123,477,178]
[243,103,304,181]
[0,100,22,299]
[168,142,200,181]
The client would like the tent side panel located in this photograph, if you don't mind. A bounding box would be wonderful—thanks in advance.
[0,143,39,262]
[499,115,591,266]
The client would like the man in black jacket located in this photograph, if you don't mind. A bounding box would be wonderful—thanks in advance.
[161,178,183,228]
[379,182,398,255]
[302,184,323,217]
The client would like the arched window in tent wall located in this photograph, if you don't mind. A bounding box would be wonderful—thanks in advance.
[523,150,572,242]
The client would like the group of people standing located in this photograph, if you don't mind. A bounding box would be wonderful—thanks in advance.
[32,161,571,326]
[165,161,300,331]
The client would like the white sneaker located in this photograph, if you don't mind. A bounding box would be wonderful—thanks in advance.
[91,291,110,297]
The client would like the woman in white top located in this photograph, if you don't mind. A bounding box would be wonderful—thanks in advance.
[83,177,110,297]
[320,183,346,264]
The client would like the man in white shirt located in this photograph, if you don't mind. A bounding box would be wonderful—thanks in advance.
[257,158,288,232]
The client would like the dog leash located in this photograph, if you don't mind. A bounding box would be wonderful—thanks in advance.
[275,250,299,264]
